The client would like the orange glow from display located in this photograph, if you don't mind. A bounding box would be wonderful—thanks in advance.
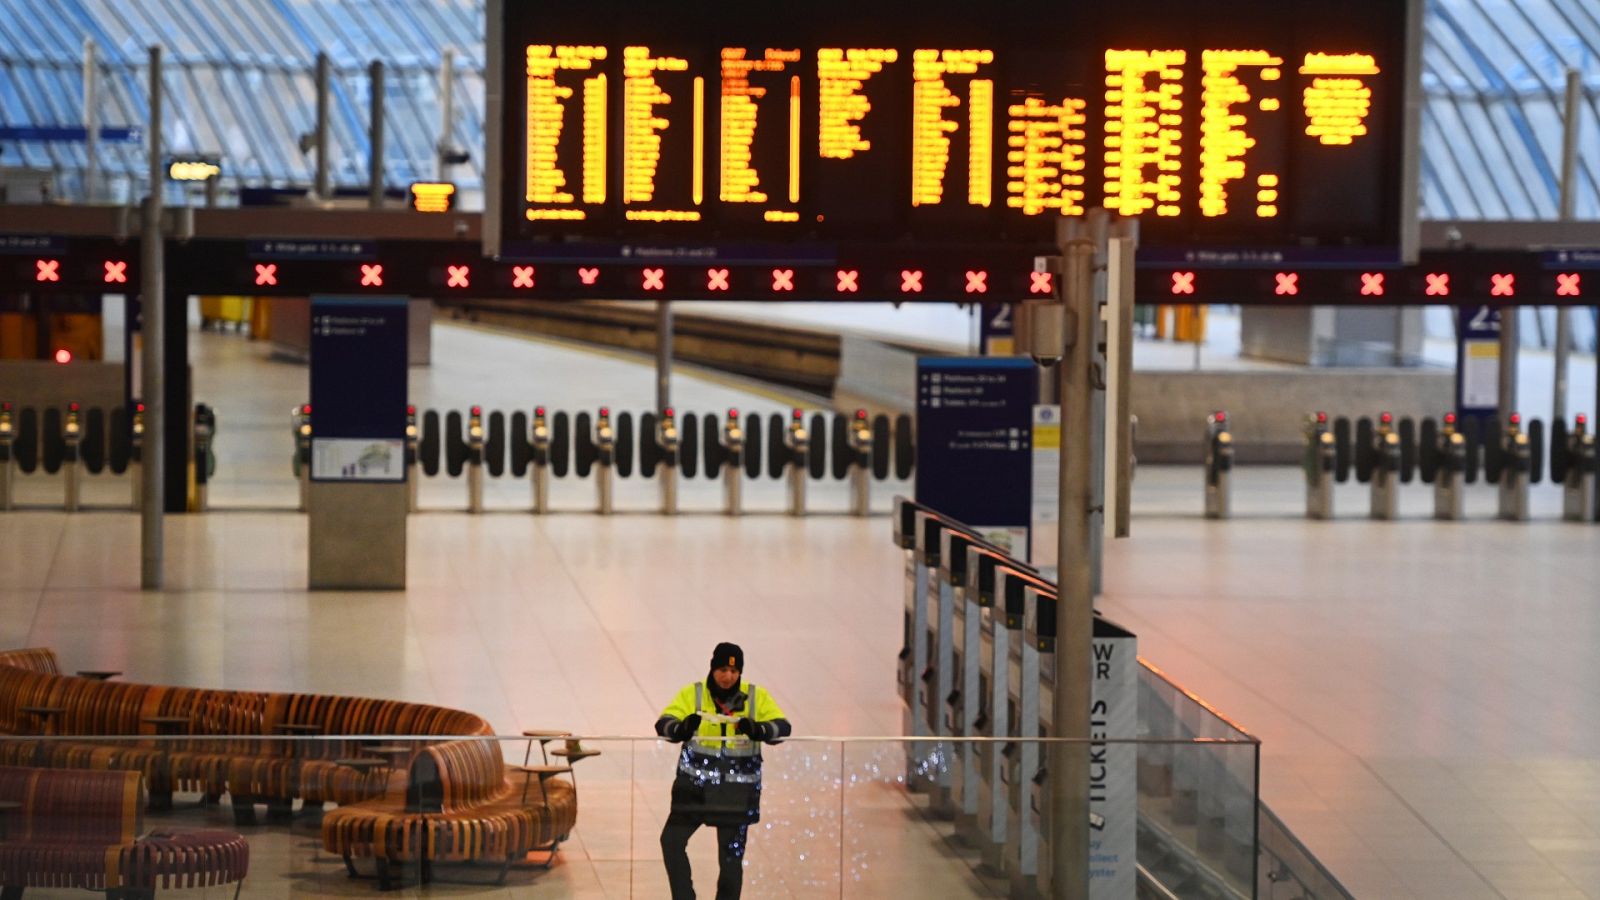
[526,44,606,215]
[410,181,456,213]
[911,49,995,207]
[1006,95,1087,216]
[623,46,689,206]
[818,48,897,159]
[720,48,800,206]
[1104,49,1186,217]
[1198,50,1282,218]
[1300,53,1377,145]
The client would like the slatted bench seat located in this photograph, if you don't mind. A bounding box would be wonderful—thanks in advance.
[0,766,249,899]
[321,738,579,889]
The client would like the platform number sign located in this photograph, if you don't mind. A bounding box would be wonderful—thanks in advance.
[981,303,1016,356]
[1456,305,1500,420]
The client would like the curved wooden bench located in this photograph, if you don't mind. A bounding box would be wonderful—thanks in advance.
[321,738,578,888]
[0,766,248,898]
[0,650,59,676]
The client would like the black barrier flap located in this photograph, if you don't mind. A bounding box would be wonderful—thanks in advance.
[1528,419,1545,484]
[638,412,658,478]
[680,413,699,478]
[808,413,827,480]
[1418,417,1439,484]
[894,496,932,550]
[767,413,786,479]
[551,412,571,477]
[107,406,130,475]
[1026,586,1058,647]
[616,412,635,478]
[1354,417,1375,483]
[1483,420,1504,484]
[445,410,467,477]
[1398,417,1416,484]
[894,413,915,481]
[486,411,506,477]
[574,411,595,478]
[1332,416,1351,483]
[40,407,63,475]
[743,413,763,480]
[703,413,727,474]
[941,529,992,583]
[1550,418,1570,484]
[420,410,441,477]
[872,414,891,481]
[831,414,851,479]
[510,411,531,477]
[998,565,1045,628]
[82,407,105,474]
[15,408,38,474]
[1462,416,1481,484]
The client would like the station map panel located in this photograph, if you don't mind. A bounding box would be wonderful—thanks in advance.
[498,0,1407,253]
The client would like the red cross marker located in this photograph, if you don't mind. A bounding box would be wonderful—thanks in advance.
[900,270,923,293]
[447,265,470,288]
[35,259,60,282]
[1359,272,1384,296]
[360,264,384,287]
[642,268,665,291]
[512,265,535,288]
[1274,272,1298,296]
[1489,273,1515,297]
[1425,273,1449,296]
[1029,272,1053,295]
[964,270,988,294]
[1556,273,1581,297]
[103,260,127,284]
[578,267,600,285]
[771,268,794,292]
[836,269,859,293]
[1171,271,1195,295]
[707,268,730,291]
[254,264,278,286]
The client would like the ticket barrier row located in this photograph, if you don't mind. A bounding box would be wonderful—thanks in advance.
[894,498,1154,898]
[0,400,154,512]
[296,404,914,515]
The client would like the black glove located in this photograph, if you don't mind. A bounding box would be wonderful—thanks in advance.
[736,718,774,742]
[676,713,703,741]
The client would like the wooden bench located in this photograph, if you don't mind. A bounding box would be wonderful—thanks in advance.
[321,738,580,889]
[0,765,249,899]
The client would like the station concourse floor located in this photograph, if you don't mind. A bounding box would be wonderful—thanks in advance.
[3,318,1600,898]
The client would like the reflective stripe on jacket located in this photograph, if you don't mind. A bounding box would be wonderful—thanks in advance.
[659,680,786,759]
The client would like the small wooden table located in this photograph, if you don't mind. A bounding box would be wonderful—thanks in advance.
[510,763,572,806]
[364,744,413,770]
[74,670,122,680]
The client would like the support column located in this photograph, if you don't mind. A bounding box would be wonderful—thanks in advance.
[314,52,331,199]
[1554,68,1581,424]
[368,60,385,209]
[139,46,164,589]
[656,301,673,413]
[83,39,99,203]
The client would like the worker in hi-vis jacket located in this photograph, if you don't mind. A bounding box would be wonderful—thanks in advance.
[654,641,792,900]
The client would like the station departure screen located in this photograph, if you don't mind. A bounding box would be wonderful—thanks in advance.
[499,0,1407,249]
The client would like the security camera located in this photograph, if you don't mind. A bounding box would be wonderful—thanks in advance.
[1023,301,1067,366]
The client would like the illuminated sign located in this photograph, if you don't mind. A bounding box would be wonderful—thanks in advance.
[492,0,1408,251]
[167,158,220,181]
[410,182,457,213]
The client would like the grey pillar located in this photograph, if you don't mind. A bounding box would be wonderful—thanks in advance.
[1554,68,1581,424]
[314,52,331,199]
[140,46,165,590]
[368,59,385,209]
[656,301,673,413]
[83,39,99,203]
[437,47,456,180]
[1499,307,1519,427]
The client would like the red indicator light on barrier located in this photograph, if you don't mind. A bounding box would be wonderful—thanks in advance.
[535,406,546,417]
[68,402,79,412]
[406,405,415,416]
[103,260,127,284]
[856,409,868,420]
[1509,412,1521,425]
[665,407,675,419]
[1424,273,1450,296]
[1214,411,1226,424]
[1578,414,1587,426]
[599,406,610,418]
[302,405,311,415]
[1490,273,1515,297]
[136,403,146,413]
[1444,412,1457,425]
[1274,272,1298,296]
[792,408,803,420]
[1029,271,1053,295]
[512,265,536,289]
[1380,412,1393,424]
[447,265,470,288]
[1316,411,1328,424]
[900,270,923,293]
[642,268,665,291]
[578,267,600,286]
[964,270,988,294]
[771,268,794,292]
[1360,273,1385,296]
[836,269,859,293]
[1171,271,1195,295]
[360,264,384,287]
[728,408,738,419]
[35,259,60,282]
[707,268,730,291]
[54,348,72,364]
[471,406,481,417]
[254,264,278,286]
[1556,273,1581,297]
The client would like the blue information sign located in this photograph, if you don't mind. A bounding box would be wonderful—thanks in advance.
[1455,305,1500,422]
[309,296,408,482]
[914,357,1037,552]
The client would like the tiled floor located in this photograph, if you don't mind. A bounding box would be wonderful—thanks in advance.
[3,319,1599,897]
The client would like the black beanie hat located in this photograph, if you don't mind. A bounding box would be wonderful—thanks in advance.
[710,642,744,671]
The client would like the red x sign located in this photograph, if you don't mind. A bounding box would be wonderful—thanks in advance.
[35,259,60,282]
[447,265,470,288]
[900,270,923,293]
[578,267,600,285]
[642,268,665,291]
[1029,272,1053,295]
[103,260,128,284]
[836,269,859,293]
[1359,272,1384,296]
[1489,273,1515,297]
[512,265,535,288]
[1424,273,1449,296]
[771,268,794,291]
[1274,272,1298,296]
[361,264,384,287]
[964,270,988,294]
[1556,273,1581,297]
[254,264,278,286]
[707,268,730,291]
[1171,271,1195,295]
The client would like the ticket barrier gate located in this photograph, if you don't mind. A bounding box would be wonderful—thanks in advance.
[1497,414,1532,521]
[583,408,616,514]
[975,564,1029,876]
[465,406,487,513]
[1203,411,1232,519]
[0,402,13,511]
[895,498,937,791]
[58,403,82,512]
[717,408,744,515]
[949,541,1035,843]
[192,403,216,512]
[1428,413,1468,520]
[529,407,552,514]
[783,409,809,516]
[912,510,965,800]
[846,409,873,517]
[927,522,994,819]
[404,406,420,512]
[1303,412,1335,519]
[1367,413,1401,520]
[128,404,145,511]
[1002,572,1056,897]
[649,408,680,515]
[1556,415,1596,522]
[293,404,312,512]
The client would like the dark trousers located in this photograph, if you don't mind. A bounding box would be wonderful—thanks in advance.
[661,814,750,900]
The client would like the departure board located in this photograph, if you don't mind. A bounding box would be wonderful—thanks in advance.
[496,0,1408,252]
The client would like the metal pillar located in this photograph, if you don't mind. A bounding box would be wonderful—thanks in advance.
[1554,68,1581,424]
[1498,305,1519,429]
[656,301,673,413]
[314,52,331,199]
[83,39,99,203]
[437,48,456,180]
[368,60,385,209]
[139,46,165,590]
[1049,226,1097,900]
